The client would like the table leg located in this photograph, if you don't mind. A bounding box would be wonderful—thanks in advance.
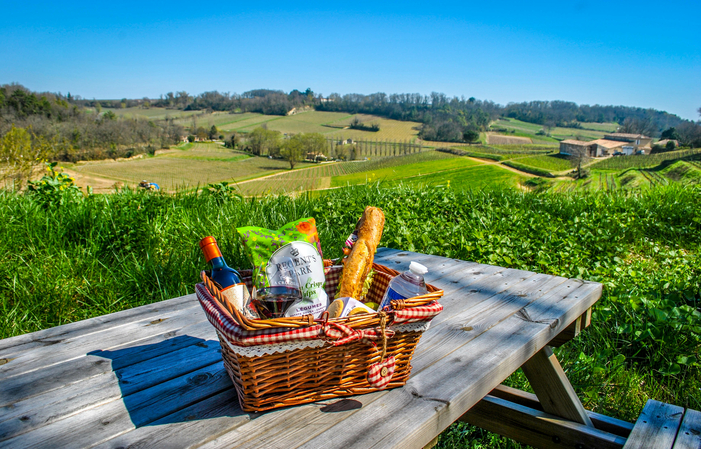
[521,345,594,427]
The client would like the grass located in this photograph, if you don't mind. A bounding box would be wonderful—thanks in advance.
[107,107,200,120]
[4,183,700,449]
[397,164,525,190]
[329,154,480,187]
[491,118,618,142]
[513,154,573,172]
[502,160,554,178]
[235,150,457,195]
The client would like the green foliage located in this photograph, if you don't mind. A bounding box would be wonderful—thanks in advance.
[0,125,54,188]
[247,127,282,156]
[592,149,701,170]
[26,162,83,206]
[514,154,572,172]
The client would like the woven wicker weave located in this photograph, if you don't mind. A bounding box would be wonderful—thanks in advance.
[197,262,443,412]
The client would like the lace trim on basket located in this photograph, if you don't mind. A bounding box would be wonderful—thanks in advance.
[221,320,432,358]
[393,321,431,333]
[223,338,327,358]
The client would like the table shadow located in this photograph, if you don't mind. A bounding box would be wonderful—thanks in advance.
[88,335,248,428]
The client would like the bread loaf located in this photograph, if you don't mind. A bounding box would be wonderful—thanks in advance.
[337,207,385,299]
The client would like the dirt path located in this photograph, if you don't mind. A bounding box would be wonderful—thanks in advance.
[62,168,124,193]
[465,157,537,178]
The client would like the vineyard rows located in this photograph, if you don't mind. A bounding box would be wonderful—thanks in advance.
[593,148,701,170]
[236,151,454,195]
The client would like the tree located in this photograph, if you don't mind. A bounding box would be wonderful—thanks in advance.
[248,127,281,156]
[196,127,208,141]
[299,133,326,159]
[660,127,680,141]
[676,122,701,148]
[462,130,480,143]
[0,125,52,188]
[209,125,218,140]
[567,147,591,179]
[280,135,305,169]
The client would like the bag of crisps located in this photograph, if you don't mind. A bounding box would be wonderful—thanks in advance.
[237,218,329,318]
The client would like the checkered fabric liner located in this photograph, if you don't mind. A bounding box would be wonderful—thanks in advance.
[195,268,442,348]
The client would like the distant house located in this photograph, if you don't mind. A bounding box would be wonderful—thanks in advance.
[337,138,354,145]
[559,140,596,157]
[604,133,653,148]
[559,133,652,157]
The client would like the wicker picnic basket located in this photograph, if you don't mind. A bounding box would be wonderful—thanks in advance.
[196,262,443,412]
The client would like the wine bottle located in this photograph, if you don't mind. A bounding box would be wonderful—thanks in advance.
[199,236,242,288]
[199,236,255,317]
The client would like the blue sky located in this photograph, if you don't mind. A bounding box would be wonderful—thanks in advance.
[2,1,700,119]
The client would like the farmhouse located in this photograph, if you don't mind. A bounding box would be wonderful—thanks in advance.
[559,133,652,157]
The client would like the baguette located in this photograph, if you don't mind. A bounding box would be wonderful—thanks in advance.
[337,207,385,299]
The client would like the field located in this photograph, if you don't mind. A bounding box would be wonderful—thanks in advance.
[514,154,573,172]
[108,107,200,120]
[235,151,463,195]
[66,143,315,191]
[218,111,425,142]
[491,118,619,143]
[485,133,532,145]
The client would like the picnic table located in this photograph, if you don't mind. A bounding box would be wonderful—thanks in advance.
[0,248,620,448]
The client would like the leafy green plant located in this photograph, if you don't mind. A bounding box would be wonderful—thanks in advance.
[26,162,83,206]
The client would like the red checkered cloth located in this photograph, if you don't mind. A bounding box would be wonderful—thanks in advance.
[196,264,442,348]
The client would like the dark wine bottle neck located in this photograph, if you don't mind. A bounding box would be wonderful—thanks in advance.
[210,256,227,270]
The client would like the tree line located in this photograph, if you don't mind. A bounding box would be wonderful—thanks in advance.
[65,87,700,143]
[0,84,184,163]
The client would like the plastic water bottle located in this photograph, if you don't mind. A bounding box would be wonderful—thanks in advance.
[379,261,428,310]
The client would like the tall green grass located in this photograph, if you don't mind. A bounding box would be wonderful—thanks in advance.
[2,184,700,447]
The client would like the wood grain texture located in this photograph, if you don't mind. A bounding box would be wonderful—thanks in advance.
[521,346,594,426]
[462,394,626,449]
[489,384,634,438]
[673,408,701,449]
[623,400,684,449]
[0,294,199,354]
[0,302,205,381]
[0,318,214,407]
[0,362,232,449]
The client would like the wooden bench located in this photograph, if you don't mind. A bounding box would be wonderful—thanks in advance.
[623,400,701,449]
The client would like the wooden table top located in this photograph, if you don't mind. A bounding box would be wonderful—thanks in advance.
[0,248,602,449]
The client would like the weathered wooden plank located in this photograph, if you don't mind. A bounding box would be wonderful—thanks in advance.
[521,345,593,426]
[673,408,701,449]
[408,271,567,373]
[0,294,199,354]
[462,394,626,449]
[0,361,232,449]
[0,318,214,406]
[548,308,591,347]
[291,279,601,449]
[623,400,684,449]
[90,388,250,449]
[489,384,634,438]
[0,303,207,381]
[0,340,222,441]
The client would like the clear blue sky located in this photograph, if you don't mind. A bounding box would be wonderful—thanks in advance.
[2,1,699,119]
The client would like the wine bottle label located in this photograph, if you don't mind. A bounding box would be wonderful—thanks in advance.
[220,283,252,317]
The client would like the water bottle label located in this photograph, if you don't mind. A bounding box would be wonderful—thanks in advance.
[380,286,407,310]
